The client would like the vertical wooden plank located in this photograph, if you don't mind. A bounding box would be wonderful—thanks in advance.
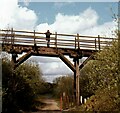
[74,58,80,106]
[11,28,14,45]
[77,34,80,49]
[95,38,97,50]
[73,58,76,103]
[34,30,36,45]
[11,28,12,45]
[98,35,100,50]
[60,96,63,111]
[55,32,57,48]
[76,58,80,106]
[75,37,76,49]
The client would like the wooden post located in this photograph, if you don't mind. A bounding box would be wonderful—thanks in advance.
[55,32,57,48]
[75,37,77,49]
[77,34,80,49]
[98,35,100,50]
[74,58,80,106]
[34,30,36,45]
[95,38,97,50]
[60,96,63,111]
[76,58,80,106]
[11,28,14,45]
[11,28,13,45]
[11,52,18,69]
[73,58,76,103]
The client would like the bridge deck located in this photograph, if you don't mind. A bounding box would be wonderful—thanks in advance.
[0,29,114,58]
[0,29,116,105]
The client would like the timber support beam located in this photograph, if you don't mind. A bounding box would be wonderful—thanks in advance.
[12,51,32,69]
[73,58,80,106]
[59,53,76,72]
[59,52,81,105]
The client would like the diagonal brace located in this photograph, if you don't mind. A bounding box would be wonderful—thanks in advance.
[79,54,94,69]
[59,53,76,72]
[15,51,32,68]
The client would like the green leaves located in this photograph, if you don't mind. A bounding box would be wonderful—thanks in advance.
[79,40,120,111]
[2,60,44,112]
[80,41,119,94]
[53,76,74,97]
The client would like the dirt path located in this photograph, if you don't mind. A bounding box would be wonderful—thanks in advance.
[24,95,61,113]
[39,99,60,110]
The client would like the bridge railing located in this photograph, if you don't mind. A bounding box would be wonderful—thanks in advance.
[0,29,116,50]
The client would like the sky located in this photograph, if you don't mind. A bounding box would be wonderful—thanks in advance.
[0,0,119,82]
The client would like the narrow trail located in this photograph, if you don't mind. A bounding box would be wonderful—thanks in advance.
[28,95,61,113]
[39,98,60,111]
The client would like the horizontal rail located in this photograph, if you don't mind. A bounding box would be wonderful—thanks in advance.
[0,29,115,39]
[0,29,117,50]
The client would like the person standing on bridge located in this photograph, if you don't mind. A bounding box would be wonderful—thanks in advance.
[45,30,52,47]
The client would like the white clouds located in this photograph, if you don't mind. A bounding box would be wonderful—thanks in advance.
[0,0,37,30]
[0,0,116,36]
[54,2,74,9]
[13,6,37,30]
[40,61,72,75]
[36,7,99,33]
[0,0,18,28]
[23,0,30,6]
[0,1,117,82]
[31,56,73,76]
[36,23,50,32]
[81,21,116,37]
[36,7,116,37]
[52,7,98,33]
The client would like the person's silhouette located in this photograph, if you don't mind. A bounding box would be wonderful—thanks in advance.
[45,30,52,47]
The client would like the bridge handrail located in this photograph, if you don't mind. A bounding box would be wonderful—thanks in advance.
[0,29,116,39]
[0,29,117,50]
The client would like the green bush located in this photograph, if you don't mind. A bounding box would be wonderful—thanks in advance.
[2,59,43,112]
[78,40,120,111]
[53,76,74,98]
[79,86,120,111]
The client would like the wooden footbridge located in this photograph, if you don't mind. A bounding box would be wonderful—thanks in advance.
[0,28,115,105]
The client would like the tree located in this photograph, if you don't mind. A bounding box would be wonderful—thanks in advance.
[53,76,74,98]
[78,40,120,111]
[80,40,118,96]
[79,86,120,111]
[2,59,44,112]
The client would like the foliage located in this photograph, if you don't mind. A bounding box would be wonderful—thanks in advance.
[79,86,120,111]
[15,62,44,95]
[53,76,74,98]
[38,82,55,95]
[2,59,44,112]
[80,65,94,98]
[79,40,120,111]
[80,40,119,96]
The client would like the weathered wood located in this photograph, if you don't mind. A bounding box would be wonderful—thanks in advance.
[59,53,76,72]
[0,29,117,106]
[79,54,94,69]
[75,37,77,49]
[74,58,80,106]
[98,35,100,50]
[15,51,32,68]
[77,34,80,49]
[0,30,115,51]
[55,32,57,48]
[95,38,97,50]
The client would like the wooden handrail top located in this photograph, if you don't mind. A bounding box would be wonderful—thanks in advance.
[0,29,116,40]
[0,29,118,51]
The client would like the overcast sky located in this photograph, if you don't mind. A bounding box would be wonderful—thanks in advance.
[0,0,118,82]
